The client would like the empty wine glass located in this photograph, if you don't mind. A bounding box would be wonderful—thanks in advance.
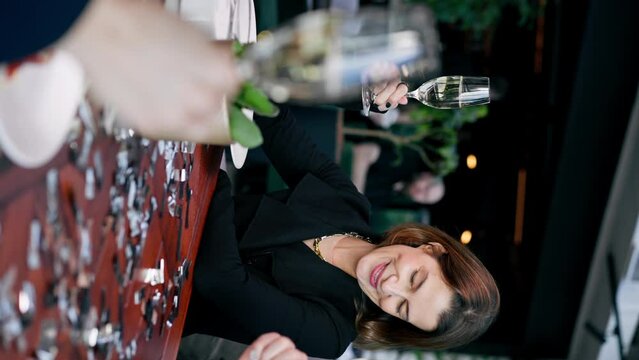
[406,76,490,109]
[236,5,441,105]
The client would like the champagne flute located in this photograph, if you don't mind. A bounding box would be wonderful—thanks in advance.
[406,76,490,109]
[235,5,442,105]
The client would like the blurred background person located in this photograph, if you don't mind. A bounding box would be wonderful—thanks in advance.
[351,141,445,208]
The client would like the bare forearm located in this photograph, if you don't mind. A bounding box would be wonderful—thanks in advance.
[59,0,241,143]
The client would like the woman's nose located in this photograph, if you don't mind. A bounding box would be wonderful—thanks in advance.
[381,276,406,297]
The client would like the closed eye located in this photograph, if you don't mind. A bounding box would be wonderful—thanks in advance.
[397,300,407,319]
[411,267,426,290]
[405,301,410,321]
[419,271,428,289]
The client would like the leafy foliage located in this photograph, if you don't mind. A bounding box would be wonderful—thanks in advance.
[371,105,488,176]
[406,0,537,35]
[404,105,487,176]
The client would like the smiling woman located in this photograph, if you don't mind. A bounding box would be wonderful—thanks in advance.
[355,224,500,350]
[356,241,454,331]
[183,105,499,358]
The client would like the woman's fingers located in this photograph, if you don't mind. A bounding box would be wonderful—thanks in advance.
[239,333,307,360]
[373,79,406,111]
[260,335,296,360]
[270,348,308,360]
[387,82,409,107]
[239,333,281,360]
[365,61,409,111]
[370,81,388,103]
[372,79,400,109]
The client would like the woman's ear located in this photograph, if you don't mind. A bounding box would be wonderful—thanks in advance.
[422,242,448,256]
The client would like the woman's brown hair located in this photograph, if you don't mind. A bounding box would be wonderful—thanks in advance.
[354,223,500,350]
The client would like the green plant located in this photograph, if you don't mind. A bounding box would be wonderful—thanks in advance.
[228,41,279,148]
[405,106,487,175]
[406,0,537,35]
[343,105,488,176]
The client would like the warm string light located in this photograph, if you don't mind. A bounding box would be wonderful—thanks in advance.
[466,154,477,169]
[460,230,472,244]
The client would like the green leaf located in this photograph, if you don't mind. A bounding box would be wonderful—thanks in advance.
[235,82,280,117]
[475,104,489,119]
[232,40,246,58]
[229,105,263,149]
[391,146,404,167]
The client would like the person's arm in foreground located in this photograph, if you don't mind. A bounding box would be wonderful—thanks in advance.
[5,0,240,142]
[58,0,240,142]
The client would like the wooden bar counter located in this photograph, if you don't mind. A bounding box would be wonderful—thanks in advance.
[0,122,221,359]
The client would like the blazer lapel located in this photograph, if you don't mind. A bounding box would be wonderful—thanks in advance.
[239,194,340,252]
[239,174,374,253]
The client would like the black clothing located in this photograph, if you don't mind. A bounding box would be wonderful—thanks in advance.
[184,106,377,359]
[1,1,89,62]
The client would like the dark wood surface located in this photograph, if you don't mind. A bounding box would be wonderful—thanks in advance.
[0,124,221,359]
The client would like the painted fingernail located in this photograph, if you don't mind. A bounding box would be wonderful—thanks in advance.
[386,102,391,108]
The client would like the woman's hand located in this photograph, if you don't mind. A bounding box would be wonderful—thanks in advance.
[365,62,409,112]
[370,80,409,112]
[239,333,308,360]
[60,0,241,143]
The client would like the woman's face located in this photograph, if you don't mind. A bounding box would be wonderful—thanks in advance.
[407,173,445,205]
[356,243,454,331]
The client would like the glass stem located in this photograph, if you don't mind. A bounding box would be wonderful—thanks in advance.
[406,89,418,100]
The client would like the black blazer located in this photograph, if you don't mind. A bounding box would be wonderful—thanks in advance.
[184,106,379,358]
[1,1,89,62]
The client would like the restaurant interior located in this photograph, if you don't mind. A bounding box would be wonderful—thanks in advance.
[0,0,637,359]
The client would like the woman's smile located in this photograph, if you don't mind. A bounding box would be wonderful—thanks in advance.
[356,243,455,331]
[370,262,389,289]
